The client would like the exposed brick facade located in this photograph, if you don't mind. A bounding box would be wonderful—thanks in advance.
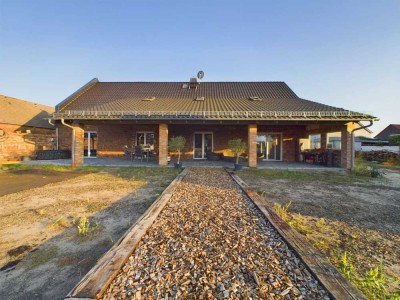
[72,123,84,167]
[158,124,168,166]
[341,122,356,169]
[248,124,257,167]
[0,123,56,161]
[56,121,353,168]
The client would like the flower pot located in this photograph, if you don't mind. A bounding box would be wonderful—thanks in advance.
[234,163,243,170]
[174,163,183,169]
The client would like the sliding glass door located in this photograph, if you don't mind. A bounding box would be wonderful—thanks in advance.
[193,133,213,159]
[257,133,282,161]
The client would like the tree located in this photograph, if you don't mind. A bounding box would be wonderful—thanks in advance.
[169,136,186,164]
[228,138,247,164]
[388,135,400,157]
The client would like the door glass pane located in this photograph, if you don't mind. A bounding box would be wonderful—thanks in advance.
[274,134,281,160]
[90,133,97,157]
[145,133,155,150]
[84,132,89,157]
[194,134,203,158]
[257,135,266,159]
[204,134,212,155]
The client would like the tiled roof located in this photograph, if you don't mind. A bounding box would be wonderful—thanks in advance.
[0,95,54,129]
[54,80,375,121]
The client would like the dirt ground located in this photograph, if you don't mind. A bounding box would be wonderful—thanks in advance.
[0,166,178,300]
[0,168,82,196]
[238,167,400,297]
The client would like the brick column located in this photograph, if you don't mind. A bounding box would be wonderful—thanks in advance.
[320,132,327,150]
[341,123,356,169]
[158,123,168,166]
[72,123,84,167]
[248,124,257,168]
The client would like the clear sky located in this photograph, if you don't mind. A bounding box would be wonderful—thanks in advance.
[1,0,399,135]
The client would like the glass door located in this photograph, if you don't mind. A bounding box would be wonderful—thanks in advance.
[84,132,97,157]
[257,133,282,161]
[193,133,213,159]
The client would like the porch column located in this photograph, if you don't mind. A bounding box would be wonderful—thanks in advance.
[248,124,257,168]
[72,123,84,167]
[158,123,168,166]
[341,123,356,169]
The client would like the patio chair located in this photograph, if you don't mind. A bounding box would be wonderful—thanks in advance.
[134,145,144,161]
[123,146,133,161]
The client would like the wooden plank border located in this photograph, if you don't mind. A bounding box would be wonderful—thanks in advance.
[225,168,367,300]
[65,168,188,300]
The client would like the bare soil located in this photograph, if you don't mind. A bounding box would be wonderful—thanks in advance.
[0,168,82,196]
[0,166,178,300]
[237,168,400,296]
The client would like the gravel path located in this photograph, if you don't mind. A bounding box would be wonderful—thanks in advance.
[102,168,330,299]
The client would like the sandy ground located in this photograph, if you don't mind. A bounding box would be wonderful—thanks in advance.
[0,167,178,300]
[238,167,400,296]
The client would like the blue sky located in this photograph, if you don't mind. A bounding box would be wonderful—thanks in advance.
[0,0,399,135]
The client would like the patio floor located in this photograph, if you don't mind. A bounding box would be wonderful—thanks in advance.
[24,158,343,170]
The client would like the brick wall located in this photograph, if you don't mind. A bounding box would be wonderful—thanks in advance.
[56,122,311,163]
[0,123,56,161]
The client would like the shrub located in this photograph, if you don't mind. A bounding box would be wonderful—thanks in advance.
[169,136,186,164]
[228,138,247,164]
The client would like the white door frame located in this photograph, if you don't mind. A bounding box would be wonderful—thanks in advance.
[84,131,97,158]
[258,132,283,161]
[193,132,213,159]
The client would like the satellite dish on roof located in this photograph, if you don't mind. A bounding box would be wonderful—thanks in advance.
[197,71,204,80]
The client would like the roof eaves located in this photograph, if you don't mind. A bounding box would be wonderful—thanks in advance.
[56,78,99,112]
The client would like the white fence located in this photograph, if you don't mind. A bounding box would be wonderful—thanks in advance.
[355,144,400,153]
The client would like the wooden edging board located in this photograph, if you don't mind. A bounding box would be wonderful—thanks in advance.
[65,168,188,300]
[225,168,367,300]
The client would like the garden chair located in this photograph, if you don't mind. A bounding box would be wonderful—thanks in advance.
[134,145,144,161]
[123,146,133,161]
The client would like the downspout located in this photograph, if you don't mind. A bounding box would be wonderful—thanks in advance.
[60,118,76,168]
[350,120,377,170]
[48,119,58,150]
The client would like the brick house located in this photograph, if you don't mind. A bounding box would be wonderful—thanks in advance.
[375,124,400,140]
[52,78,376,169]
[0,95,55,161]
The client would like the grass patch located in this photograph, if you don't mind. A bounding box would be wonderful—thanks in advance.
[56,254,81,267]
[272,202,400,299]
[238,168,369,184]
[28,246,59,269]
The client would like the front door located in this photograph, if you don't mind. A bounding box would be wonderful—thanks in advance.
[193,133,213,159]
[84,131,97,157]
[257,133,282,161]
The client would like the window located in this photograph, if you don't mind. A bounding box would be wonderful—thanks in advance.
[136,132,155,150]
[309,134,321,149]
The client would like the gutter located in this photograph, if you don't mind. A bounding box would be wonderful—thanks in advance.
[48,119,59,150]
[350,119,378,170]
[60,118,76,168]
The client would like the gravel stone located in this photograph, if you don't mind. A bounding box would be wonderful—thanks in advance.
[102,168,330,299]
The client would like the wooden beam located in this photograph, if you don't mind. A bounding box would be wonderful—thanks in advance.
[65,168,188,300]
[226,169,367,300]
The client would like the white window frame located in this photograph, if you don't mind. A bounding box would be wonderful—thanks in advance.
[136,131,155,148]
[84,131,97,158]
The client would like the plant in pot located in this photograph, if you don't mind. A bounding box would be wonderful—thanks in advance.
[228,138,247,170]
[169,136,186,169]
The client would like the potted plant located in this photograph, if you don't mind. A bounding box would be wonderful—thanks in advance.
[228,138,247,170]
[169,136,186,168]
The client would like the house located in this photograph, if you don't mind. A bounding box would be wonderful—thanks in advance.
[52,78,377,169]
[374,124,400,140]
[0,95,55,161]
